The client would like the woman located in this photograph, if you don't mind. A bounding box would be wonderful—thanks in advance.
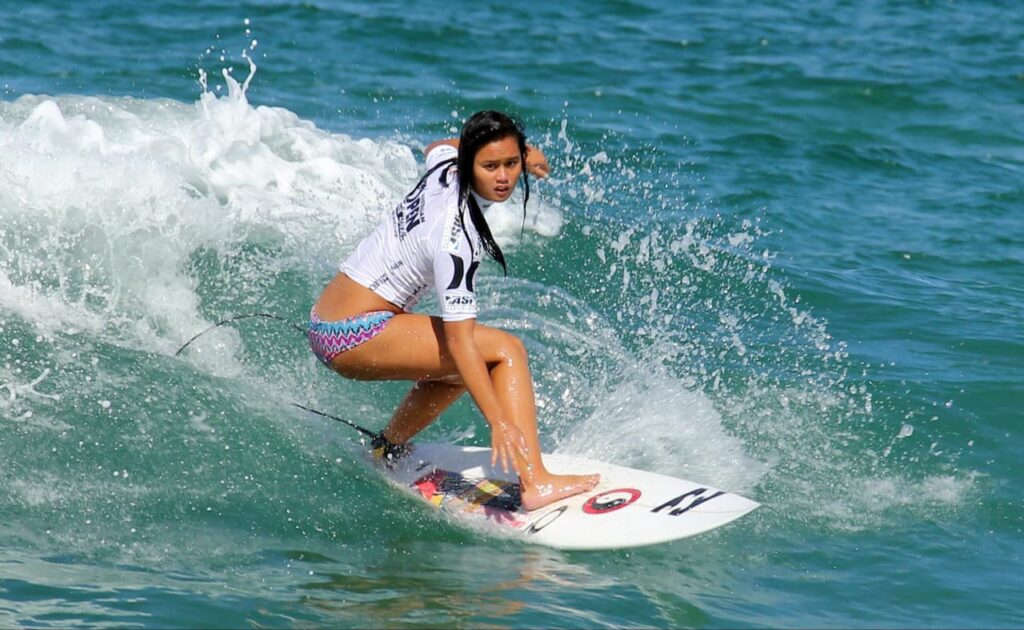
[309,110,599,511]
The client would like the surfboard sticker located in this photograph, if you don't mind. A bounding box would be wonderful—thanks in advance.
[376,443,759,550]
[411,469,526,527]
[582,488,642,514]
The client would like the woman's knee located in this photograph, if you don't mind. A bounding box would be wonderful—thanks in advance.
[493,331,528,367]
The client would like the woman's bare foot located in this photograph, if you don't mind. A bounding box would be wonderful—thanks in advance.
[520,473,601,511]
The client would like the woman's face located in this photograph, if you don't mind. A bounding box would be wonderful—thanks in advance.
[471,135,523,202]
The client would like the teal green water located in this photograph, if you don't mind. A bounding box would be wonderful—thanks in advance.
[1,1,1022,627]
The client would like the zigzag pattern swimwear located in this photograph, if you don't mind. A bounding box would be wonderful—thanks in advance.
[308,308,395,366]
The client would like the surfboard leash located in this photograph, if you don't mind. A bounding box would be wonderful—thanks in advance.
[290,402,377,439]
[173,313,306,357]
[175,312,380,440]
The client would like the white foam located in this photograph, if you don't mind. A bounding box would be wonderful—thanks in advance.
[0,67,565,369]
[809,472,976,533]
[526,133,979,530]
[560,373,767,494]
[485,194,564,245]
[483,277,767,495]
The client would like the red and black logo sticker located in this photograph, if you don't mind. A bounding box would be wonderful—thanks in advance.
[582,488,642,515]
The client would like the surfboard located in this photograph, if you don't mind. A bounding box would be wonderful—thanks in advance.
[374,443,759,550]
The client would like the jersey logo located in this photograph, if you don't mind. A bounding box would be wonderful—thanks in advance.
[444,291,477,314]
[446,255,479,292]
[443,207,463,253]
[395,177,428,239]
[446,254,464,290]
[466,260,479,292]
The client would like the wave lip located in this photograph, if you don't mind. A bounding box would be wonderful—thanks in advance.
[0,70,421,353]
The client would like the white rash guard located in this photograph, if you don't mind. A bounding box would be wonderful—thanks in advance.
[342,144,490,322]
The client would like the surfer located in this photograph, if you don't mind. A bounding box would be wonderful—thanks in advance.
[309,110,600,511]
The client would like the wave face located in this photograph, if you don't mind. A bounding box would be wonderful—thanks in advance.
[1,1,1021,627]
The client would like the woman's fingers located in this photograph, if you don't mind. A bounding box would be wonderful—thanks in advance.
[527,160,550,178]
[491,426,508,472]
[500,445,511,473]
[526,146,550,178]
[491,422,521,474]
[500,433,514,473]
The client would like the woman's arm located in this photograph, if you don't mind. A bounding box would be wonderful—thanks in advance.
[424,138,550,178]
[424,138,460,157]
[443,318,529,473]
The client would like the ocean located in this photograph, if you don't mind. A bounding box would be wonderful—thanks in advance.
[1,0,1021,627]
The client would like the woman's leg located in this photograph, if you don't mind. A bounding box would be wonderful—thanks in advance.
[331,313,599,510]
[483,333,543,461]
[336,314,540,459]
[383,379,466,444]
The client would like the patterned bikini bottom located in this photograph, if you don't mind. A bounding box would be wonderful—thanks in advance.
[307,307,395,366]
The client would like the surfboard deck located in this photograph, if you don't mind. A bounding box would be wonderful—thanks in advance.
[373,442,759,550]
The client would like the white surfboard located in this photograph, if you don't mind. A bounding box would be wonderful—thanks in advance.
[374,443,759,550]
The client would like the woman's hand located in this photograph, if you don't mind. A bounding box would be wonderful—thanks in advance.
[442,319,532,475]
[489,417,530,475]
[525,146,550,178]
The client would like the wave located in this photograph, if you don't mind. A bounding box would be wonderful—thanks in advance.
[0,62,974,562]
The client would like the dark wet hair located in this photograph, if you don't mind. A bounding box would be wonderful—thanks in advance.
[456,110,530,275]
